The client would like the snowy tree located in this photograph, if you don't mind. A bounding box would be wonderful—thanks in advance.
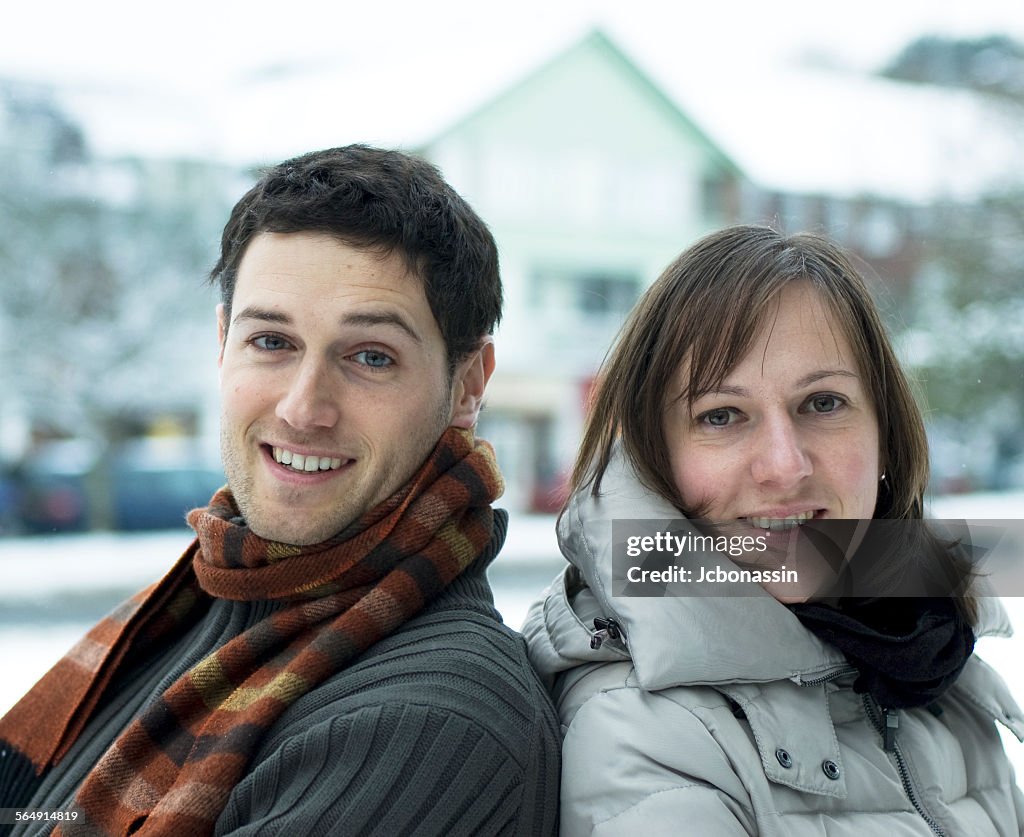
[882,37,1024,490]
[0,81,239,523]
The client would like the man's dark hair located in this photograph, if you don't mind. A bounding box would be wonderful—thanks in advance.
[210,145,502,369]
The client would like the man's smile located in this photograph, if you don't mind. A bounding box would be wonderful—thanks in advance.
[270,445,347,472]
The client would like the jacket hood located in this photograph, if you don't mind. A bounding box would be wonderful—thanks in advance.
[523,447,1013,693]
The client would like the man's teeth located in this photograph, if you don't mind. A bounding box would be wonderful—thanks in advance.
[748,511,815,531]
[272,447,344,472]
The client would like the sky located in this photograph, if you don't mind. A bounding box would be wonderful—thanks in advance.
[5,0,1024,89]
[4,0,1024,164]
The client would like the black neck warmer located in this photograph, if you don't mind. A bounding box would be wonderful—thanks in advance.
[788,597,975,709]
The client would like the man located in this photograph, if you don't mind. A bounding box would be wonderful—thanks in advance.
[0,146,560,836]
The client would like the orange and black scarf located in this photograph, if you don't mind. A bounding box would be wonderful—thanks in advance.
[0,428,502,836]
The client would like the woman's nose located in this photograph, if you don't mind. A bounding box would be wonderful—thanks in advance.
[749,416,813,487]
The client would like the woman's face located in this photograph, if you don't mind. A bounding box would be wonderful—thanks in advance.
[664,281,881,531]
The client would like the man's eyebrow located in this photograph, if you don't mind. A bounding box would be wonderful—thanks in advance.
[341,310,423,345]
[230,306,423,345]
[232,306,291,326]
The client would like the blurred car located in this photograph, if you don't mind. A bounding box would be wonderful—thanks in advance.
[16,439,96,534]
[110,464,225,531]
[0,468,26,536]
[108,438,224,531]
[13,437,225,533]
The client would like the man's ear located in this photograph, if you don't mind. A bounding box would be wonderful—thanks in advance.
[450,338,496,430]
[216,303,227,367]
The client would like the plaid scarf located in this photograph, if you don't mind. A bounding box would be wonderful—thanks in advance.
[0,427,502,836]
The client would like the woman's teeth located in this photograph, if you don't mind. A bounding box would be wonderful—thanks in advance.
[747,511,815,531]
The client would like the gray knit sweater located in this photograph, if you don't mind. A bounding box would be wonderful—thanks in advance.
[4,512,560,836]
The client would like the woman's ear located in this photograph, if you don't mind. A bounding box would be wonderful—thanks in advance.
[449,338,496,429]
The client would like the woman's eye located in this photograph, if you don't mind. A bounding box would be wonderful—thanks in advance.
[352,350,393,369]
[252,335,290,351]
[807,394,842,413]
[701,408,736,427]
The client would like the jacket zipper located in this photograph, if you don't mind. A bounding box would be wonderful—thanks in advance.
[796,665,856,687]
[590,617,624,650]
[862,695,947,837]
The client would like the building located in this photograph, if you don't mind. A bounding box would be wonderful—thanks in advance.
[415,31,1024,507]
[420,31,742,510]
[6,28,1022,525]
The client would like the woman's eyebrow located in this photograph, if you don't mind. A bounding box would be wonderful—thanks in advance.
[701,370,859,398]
[795,369,859,388]
[705,384,749,397]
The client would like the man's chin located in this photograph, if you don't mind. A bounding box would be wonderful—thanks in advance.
[241,506,354,546]
[249,522,342,545]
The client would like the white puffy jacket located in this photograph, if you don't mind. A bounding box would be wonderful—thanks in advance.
[523,452,1024,836]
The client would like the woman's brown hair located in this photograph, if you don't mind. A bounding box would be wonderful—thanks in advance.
[573,225,928,519]
[573,225,979,621]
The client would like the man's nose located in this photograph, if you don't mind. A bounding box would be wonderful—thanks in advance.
[749,415,813,487]
[275,358,340,430]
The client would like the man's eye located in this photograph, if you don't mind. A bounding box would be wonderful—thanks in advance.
[352,350,393,369]
[252,335,290,351]
[807,394,842,413]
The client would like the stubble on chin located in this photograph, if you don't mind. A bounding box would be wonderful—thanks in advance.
[219,421,262,531]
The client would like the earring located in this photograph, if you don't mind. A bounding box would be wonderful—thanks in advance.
[879,471,887,482]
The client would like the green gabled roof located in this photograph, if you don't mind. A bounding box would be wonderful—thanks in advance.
[422,28,741,175]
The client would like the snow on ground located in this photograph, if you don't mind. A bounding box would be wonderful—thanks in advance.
[0,530,195,598]
[1,496,1022,784]
[0,518,564,717]
[924,493,1024,782]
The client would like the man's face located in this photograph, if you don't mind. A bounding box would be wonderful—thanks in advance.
[217,231,491,545]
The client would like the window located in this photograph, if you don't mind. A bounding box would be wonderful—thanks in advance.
[576,274,639,317]
[530,267,640,322]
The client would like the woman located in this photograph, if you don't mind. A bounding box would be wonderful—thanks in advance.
[523,226,1024,836]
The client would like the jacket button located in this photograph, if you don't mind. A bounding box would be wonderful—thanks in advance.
[822,759,841,780]
[775,748,793,768]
